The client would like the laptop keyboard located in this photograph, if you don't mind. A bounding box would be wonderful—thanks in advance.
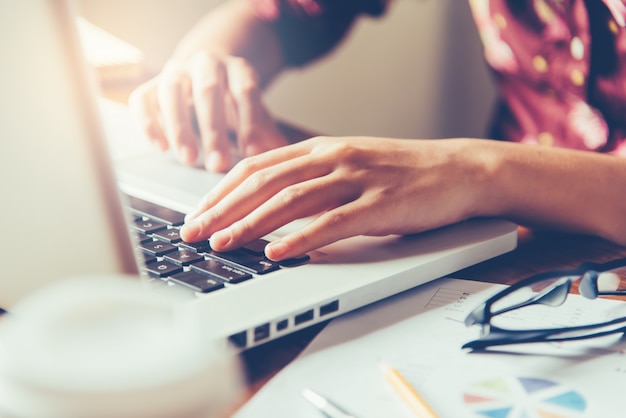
[125,195,309,294]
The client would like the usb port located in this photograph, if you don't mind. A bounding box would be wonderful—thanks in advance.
[320,300,339,316]
[276,319,289,331]
[294,309,314,325]
[254,323,270,342]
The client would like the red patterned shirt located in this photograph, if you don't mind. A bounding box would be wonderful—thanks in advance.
[253,0,626,155]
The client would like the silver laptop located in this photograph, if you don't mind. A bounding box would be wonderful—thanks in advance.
[0,0,517,350]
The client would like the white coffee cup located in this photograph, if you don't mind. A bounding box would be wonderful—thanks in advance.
[0,275,244,418]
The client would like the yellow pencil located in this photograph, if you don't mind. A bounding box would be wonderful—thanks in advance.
[378,361,439,418]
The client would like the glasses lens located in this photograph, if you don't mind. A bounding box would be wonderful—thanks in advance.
[489,275,609,331]
[597,269,626,293]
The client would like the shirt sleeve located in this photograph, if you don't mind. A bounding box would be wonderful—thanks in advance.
[251,0,387,67]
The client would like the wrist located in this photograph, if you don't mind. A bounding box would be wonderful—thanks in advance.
[451,138,509,220]
[170,0,283,87]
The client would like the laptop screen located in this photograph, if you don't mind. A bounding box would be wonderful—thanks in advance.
[0,1,139,310]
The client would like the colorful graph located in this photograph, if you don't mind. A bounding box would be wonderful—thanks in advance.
[462,376,586,418]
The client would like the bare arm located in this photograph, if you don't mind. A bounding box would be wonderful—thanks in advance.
[480,140,626,245]
[129,0,379,171]
[129,0,290,172]
[167,0,285,88]
[181,137,626,261]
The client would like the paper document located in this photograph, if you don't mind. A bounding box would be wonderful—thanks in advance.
[235,277,626,418]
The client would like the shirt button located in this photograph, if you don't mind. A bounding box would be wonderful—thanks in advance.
[570,36,584,60]
[493,13,507,30]
[570,69,585,86]
[609,19,619,35]
[533,55,548,73]
[538,132,554,147]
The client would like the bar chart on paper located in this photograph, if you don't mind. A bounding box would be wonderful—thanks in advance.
[462,376,586,418]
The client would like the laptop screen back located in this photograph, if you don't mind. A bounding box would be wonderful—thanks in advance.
[0,1,139,310]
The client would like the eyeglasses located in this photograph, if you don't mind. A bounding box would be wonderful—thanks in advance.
[463,257,626,350]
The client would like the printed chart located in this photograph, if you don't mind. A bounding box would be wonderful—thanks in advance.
[463,376,586,418]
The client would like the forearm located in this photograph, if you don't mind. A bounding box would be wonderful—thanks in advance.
[179,135,624,259]
[169,0,284,87]
[475,140,626,245]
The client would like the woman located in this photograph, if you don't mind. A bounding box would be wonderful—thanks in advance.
[130,0,626,261]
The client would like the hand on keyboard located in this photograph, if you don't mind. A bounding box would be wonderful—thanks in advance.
[127,196,308,295]
[180,136,486,261]
[129,53,289,172]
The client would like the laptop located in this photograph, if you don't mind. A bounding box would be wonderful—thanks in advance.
[0,1,517,350]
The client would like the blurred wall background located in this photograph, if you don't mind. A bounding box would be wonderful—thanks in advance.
[77,0,496,139]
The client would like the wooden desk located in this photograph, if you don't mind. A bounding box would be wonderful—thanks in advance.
[240,227,626,392]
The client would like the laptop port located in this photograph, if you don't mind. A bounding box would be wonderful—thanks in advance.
[294,309,314,325]
[254,323,270,342]
[228,331,247,349]
[319,300,339,316]
[276,319,289,331]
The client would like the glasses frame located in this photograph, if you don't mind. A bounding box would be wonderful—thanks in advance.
[463,257,626,350]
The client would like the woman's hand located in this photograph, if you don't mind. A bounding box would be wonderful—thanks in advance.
[180,136,491,260]
[129,52,289,172]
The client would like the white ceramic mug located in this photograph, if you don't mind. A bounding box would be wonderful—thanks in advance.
[0,275,244,418]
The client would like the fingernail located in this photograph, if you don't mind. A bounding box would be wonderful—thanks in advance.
[206,151,228,172]
[266,241,288,260]
[210,229,232,251]
[150,138,168,152]
[180,220,200,242]
[178,145,196,165]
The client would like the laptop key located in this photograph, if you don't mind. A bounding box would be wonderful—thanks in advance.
[179,240,212,253]
[153,228,183,243]
[143,253,158,265]
[278,254,311,267]
[163,249,204,266]
[132,232,155,245]
[191,259,253,283]
[144,260,183,278]
[169,271,225,293]
[206,249,280,275]
[131,219,167,235]
[241,238,269,256]
[125,195,186,226]
[139,241,178,257]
